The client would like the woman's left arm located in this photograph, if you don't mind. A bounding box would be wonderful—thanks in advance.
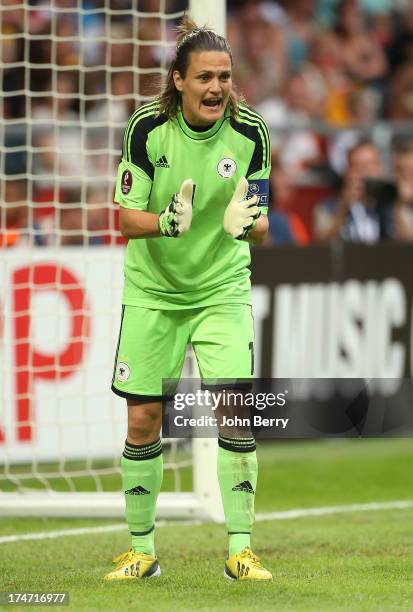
[247,214,269,246]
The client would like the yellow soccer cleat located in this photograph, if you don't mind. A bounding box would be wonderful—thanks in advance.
[104,549,161,581]
[224,548,272,581]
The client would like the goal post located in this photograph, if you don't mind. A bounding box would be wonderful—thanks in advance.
[189,0,226,35]
[0,257,224,526]
[0,0,226,522]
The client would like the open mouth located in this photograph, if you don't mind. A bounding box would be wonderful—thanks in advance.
[202,98,222,109]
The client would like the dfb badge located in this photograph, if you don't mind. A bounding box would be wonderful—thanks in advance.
[116,362,131,382]
[217,158,237,179]
[121,170,132,194]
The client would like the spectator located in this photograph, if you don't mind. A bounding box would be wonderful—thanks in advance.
[327,86,382,176]
[86,186,112,245]
[313,139,387,243]
[31,71,80,121]
[309,29,354,126]
[333,0,388,82]
[108,22,134,68]
[278,67,327,178]
[137,11,177,98]
[36,186,113,246]
[389,64,413,121]
[80,2,106,66]
[32,128,89,191]
[312,0,388,126]
[85,72,126,181]
[228,1,287,106]
[283,0,318,72]
[55,14,80,67]
[57,189,85,246]
[388,6,413,120]
[267,161,310,246]
[1,0,25,118]
[387,3,413,72]
[0,179,44,247]
[392,139,413,241]
[87,71,135,126]
[257,64,327,180]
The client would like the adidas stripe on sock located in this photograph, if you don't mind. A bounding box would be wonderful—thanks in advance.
[123,439,162,461]
[218,436,256,453]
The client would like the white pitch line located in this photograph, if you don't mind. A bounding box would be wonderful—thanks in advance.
[0,520,197,545]
[1,500,413,545]
[0,524,126,544]
[255,500,413,521]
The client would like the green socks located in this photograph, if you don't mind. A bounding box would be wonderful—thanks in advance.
[122,439,163,556]
[217,436,257,557]
[122,436,257,558]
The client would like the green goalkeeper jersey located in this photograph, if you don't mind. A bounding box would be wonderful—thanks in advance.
[114,101,271,309]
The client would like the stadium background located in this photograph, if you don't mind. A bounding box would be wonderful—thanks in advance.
[1,1,413,610]
[2,0,413,247]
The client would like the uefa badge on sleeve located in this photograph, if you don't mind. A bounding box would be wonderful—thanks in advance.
[121,170,132,194]
[248,183,260,197]
[247,179,268,205]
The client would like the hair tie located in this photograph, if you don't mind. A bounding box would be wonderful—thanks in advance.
[176,28,203,52]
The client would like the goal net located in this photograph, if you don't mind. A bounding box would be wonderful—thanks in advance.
[0,0,224,522]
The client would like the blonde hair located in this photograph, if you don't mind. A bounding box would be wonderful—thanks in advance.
[157,15,240,119]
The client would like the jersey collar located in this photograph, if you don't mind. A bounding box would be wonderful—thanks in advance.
[176,107,229,140]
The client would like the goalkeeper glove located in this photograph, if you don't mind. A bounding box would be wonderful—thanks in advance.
[158,179,194,237]
[223,177,261,240]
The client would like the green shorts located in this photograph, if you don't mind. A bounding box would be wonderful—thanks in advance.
[111,304,254,401]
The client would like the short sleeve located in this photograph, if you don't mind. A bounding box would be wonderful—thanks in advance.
[114,158,152,211]
[231,107,271,214]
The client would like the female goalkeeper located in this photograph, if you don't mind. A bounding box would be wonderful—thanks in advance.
[106,15,272,582]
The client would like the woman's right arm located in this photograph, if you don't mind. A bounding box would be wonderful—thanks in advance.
[119,208,161,239]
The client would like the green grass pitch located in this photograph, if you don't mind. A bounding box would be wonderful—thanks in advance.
[1,439,413,611]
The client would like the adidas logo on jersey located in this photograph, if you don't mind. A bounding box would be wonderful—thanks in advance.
[232,480,254,494]
[155,155,170,168]
[125,485,150,495]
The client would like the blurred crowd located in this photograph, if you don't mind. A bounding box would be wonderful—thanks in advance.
[1,0,413,247]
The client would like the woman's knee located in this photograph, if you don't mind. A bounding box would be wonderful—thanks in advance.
[127,401,162,444]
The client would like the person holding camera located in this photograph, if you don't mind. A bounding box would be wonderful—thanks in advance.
[313,139,384,243]
[392,139,413,241]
